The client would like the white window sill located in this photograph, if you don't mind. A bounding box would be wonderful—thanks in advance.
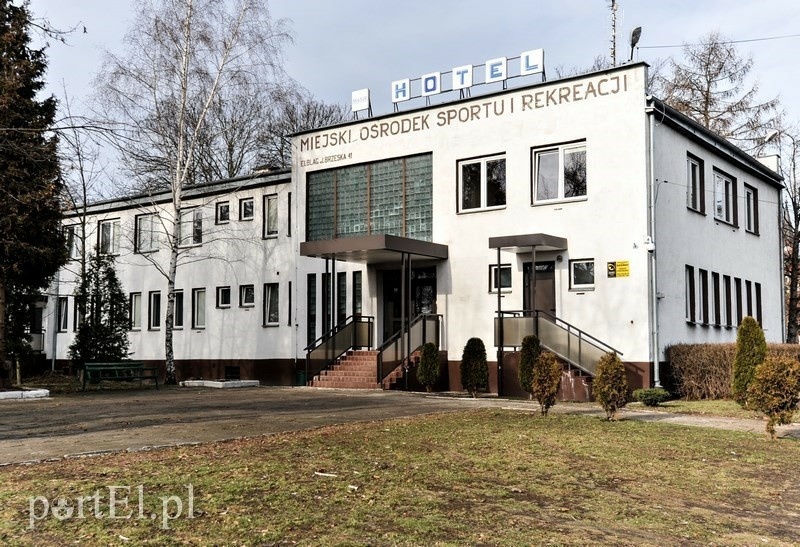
[457,205,506,215]
[533,196,587,207]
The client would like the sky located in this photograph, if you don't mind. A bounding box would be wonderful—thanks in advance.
[30,0,800,134]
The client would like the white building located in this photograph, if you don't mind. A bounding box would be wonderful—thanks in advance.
[42,61,783,396]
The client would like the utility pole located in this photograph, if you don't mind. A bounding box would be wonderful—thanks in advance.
[610,0,618,66]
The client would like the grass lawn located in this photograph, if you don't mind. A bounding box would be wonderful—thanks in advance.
[1,409,799,545]
[628,399,771,420]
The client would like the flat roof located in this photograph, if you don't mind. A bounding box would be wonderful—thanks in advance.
[489,233,568,252]
[300,234,448,264]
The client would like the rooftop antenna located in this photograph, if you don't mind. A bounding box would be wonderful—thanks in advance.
[609,0,618,66]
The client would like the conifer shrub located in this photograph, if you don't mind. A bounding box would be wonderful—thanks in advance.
[531,351,562,416]
[593,352,628,420]
[746,356,800,439]
[518,334,541,399]
[460,337,488,398]
[416,342,440,393]
[632,387,671,407]
[733,316,767,407]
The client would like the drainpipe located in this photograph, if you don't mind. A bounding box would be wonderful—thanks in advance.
[646,99,661,387]
[496,247,503,396]
[50,270,60,373]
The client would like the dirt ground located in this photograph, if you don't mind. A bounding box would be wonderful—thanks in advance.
[1,386,798,466]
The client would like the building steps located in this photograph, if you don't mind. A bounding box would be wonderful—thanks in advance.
[310,350,390,389]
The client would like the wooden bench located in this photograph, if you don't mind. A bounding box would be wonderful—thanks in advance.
[82,361,159,391]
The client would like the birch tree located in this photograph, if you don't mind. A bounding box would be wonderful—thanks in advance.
[780,128,800,342]
[95,0,290,383]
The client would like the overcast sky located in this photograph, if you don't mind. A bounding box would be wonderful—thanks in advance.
[32,0,800,129]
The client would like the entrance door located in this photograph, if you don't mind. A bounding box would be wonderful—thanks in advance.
[523,261,556,315]
[381,267,437,340]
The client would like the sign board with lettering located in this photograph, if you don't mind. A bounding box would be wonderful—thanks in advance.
[351,88,370,113]
[607,261,630,278]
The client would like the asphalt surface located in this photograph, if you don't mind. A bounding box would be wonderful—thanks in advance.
[1,386,798,465]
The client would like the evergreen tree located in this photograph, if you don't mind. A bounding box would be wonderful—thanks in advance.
[518,334,541,399]
[531,351,562,416]
[69,253,130,366]
[460,337,488,398]
[594,352,629,420]
[0,0,64,384]
[416,342,440,393]
[733,316,767,407]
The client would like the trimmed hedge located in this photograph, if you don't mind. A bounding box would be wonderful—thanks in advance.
[632,387,671,407]
[747,356,800,439]
[666,343,800,400]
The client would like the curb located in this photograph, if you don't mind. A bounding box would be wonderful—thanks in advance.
[0,389,49,400]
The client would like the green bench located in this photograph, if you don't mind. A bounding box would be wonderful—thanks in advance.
[82,361,160,391]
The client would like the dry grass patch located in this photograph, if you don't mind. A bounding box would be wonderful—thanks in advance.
[1,409,799,545]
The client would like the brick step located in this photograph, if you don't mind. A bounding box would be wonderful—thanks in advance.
[339,356,379,362]
[321,370,376,378]
[346,350,378,356]
[331,362,376,371]
[311,379,379,389]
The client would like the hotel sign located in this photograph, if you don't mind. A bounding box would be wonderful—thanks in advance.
[390,49,544,104]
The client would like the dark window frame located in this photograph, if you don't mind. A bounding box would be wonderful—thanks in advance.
[686,153,705,214]
[148,291,162,330]
[239,197,255,221]
[686,265,696,323]
[215,201,230,225]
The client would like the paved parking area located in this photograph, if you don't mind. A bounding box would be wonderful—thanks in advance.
[1,387,798,465]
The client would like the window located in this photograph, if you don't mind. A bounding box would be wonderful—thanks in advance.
[192,288,206,329]
[215,202,230,224]
[685,266,696,322]
[130,293,142,330]
[712,272,721,327]
[744,184,759,234]
[178,208,202,246]
[352,271,362,316]
[287,192,292,237]
[458,155,506,212]
[686,154,705,213]
[337,272,347,325]
[239,197,254,221]
[723,275,732,327]
[489,264,512,292]
[263,194,278,237]
[307,274,317,345]
[135,214,158,253]
[216,286,231,308]
[745,280,753,317]
[533,143,587,203]
[65,225,83,260]
[698,269,709,324]
[569,259,594,290]
[287,281,292,327]
[734,278,743,325]
[73,299,83,332]
[755,282,762,325]
[713,170,737,225]
[263,283,279,326]
[322,273,331,333]
[57,297,68,332]
[148,291,161,330]
[99,219,121,255]
[239,284,255,307]
[174,290,184,329]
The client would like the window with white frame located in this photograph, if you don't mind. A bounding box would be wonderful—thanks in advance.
[263,283,279,326]
[713,170,736,224]
[686,154,704,213]
[263,194,278,237]
[215,201,230,224]
[744,184,759,234]
[135,213,158,253]
[148,291,161,330]
[57,296,68,332]
[99,219,121,255]
[489,264,512,292]
[533,143,587,203]
[569,259,594,290]
[64,225,83,260]
[178,208,203,246]
[192,288,206,329]
[130,293,142,330]
[239,284,255,307]
[216,286,231,308]
[458,155,506,212]
[239,197,254,221]
[174,290,184,328]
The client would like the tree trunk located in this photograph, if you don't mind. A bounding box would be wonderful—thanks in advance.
[163,203,181,385]
[788,234,800,343]
[0,276,7,388]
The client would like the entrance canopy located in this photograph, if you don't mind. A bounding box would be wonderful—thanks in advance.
[488,233,568,253]
[300,234,448,264]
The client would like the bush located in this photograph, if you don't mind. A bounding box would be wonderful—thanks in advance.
[733,316,767,407]
[531,351,562,416]
[460,337,488,398]
[518,335,541,398]
[416,342,440,393]
[593,352,628,420]
[632,387,671,407]
[747,357,800,439]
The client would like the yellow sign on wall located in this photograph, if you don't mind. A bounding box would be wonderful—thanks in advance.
[607,261,630,278]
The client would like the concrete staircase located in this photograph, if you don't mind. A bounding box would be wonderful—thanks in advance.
[310,350,404,389]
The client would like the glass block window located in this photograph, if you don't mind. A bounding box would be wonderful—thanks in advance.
[306,154,432,242]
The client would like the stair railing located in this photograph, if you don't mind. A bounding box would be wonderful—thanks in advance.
[494,309,621,377]
[377,313,441,387]
[305,315,374,384]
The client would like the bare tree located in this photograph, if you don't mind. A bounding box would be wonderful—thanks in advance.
[257,88,349,170]
[778,128,800,342]
[94,0,290,383]
[652,32,781,152]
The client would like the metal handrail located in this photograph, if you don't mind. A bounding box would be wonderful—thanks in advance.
[305,315,374,384]
[497,309,622,355]
[377,313,441,387]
